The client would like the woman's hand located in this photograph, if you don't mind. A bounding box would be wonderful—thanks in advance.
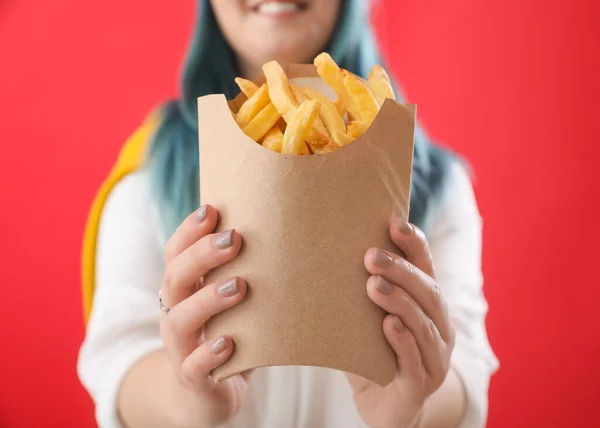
[347,219,456,428]
[159,204,249,428]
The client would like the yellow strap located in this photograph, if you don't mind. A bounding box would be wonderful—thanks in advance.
[81,112,161,325]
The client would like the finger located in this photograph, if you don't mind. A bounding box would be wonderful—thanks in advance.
[162,229,242,308]
[382,314,423,381]
[180,336,233,391]
[165,204,218,263]
[364,249,452,343]
[167,277,247,339]
[368,275,449,380]
[389,218,434,278]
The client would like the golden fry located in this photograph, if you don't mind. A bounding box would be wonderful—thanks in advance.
[332,130,353,147]
[343,70,379,125]
[235,83,271,129]
[262,60,298,118]
[368,65,396,106]
[333,99,346,117]
[347,121,369,140]
[235,77,260,98]
[274,117,288,133]
[299,142,311,155]
[262,61,329,143]
[233,56,396,155]
[281,100,321,155]
[301,87,347,147]
[290,84,330,145]
[262,127,284,153]
[314,52,362,121]
[290,83,309,104]
[242,103,281,142]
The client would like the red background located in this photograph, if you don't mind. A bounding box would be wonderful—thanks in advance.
[1,0,599,426]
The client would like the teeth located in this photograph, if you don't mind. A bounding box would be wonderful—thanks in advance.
[258,2,300,14]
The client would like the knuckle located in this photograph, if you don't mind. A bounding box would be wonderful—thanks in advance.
[164,235,180,262]
[403,259,417,281]
[397,293,413,314]
[429,281,444,309]
[162,264,177,290]
[193,237,217,265]
[165,315,186,337]
[422,317,439,344]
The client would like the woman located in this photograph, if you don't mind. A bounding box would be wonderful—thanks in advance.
[77,0,499,427]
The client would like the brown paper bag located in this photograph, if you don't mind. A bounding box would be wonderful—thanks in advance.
[197,64,415,387]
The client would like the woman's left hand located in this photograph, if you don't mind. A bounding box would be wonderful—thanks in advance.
[348,218,456,428]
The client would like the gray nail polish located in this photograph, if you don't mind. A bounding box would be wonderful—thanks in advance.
[373,249,393,268]
[375,276,394,295]
[397,219,414,235]
[210,336,227,354]
[217,278,239,297]
[214,229,234,249]
[392,315,406,332]
[195,205,207,222]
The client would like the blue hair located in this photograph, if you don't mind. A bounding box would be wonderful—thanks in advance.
[146,0,455,237]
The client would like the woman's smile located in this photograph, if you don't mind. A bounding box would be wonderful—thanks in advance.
[251,0,309,18]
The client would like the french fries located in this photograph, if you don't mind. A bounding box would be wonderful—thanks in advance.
[290,84,330,146]
[301,87,347,147]
[264,61,330,145]
[235,83,271,129]
[333,99,346,117]
[235,77,259,98]
[242,103,281,142]
[342,70,379,126]
[262,127,284,153]
[262,60,298,118]
[314,52,362,121]
[232,53,397,155]
[281,100,321,155]
[368,65,396,106]
[347,121,369,141]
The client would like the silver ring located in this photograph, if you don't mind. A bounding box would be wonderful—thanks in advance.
[158,290,170,313]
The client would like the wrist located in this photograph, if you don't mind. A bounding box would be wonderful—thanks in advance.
[167,367,206,428]
[403,396,428,428]
[406,407,424,428]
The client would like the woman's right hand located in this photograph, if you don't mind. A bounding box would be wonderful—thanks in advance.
[159,204,248,428]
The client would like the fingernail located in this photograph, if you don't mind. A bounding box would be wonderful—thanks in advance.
[217,278,239,297]
[195,205,207,222]
[392,315,406,332]
[210,336,227,354]
[373,249,393,268]
[214,229,234,249]
[397,219,414,235]
[375,276,394,296]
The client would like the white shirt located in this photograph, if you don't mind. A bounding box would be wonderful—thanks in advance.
[77,160,499,428]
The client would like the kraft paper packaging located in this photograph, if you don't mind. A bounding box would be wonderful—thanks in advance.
[198,64,415,387]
